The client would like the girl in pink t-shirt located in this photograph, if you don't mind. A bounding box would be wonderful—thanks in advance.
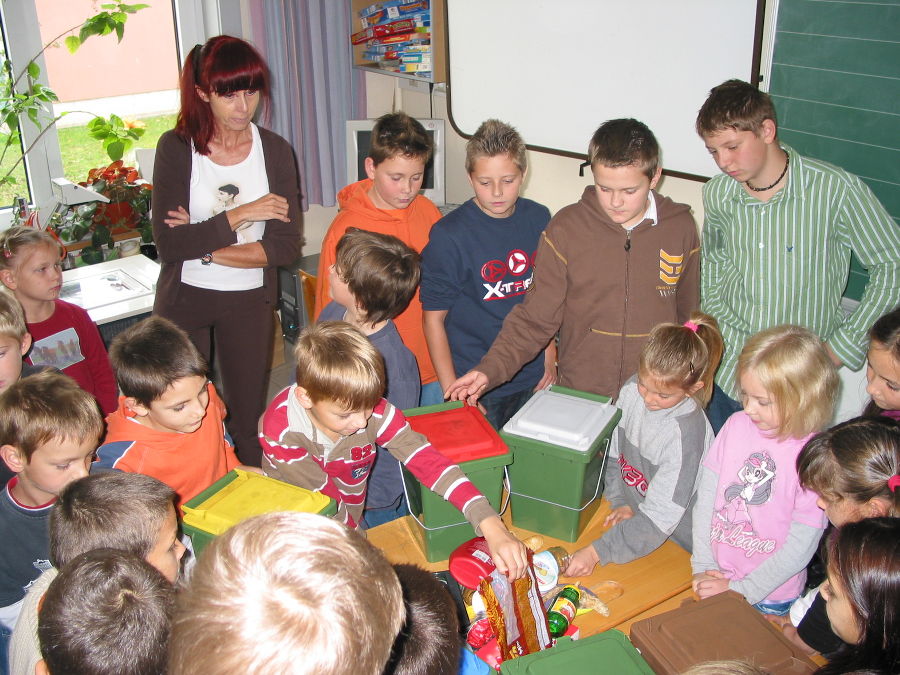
[691,325,839,615]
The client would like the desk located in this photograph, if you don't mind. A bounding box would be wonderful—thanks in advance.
[61,255,159,325]
[367,498,693,637]
[61,255,159,343]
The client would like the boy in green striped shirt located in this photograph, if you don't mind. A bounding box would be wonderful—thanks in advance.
[696,79,899,433]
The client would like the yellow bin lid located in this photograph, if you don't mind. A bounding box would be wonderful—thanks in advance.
[182,469,333,536]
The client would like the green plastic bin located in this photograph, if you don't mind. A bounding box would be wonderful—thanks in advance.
[402,401,512,562]
[501,386,620,542]
[181,469,336,556]
[499,630,654,674]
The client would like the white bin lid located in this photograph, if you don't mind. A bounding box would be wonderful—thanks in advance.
[502,389,618,451]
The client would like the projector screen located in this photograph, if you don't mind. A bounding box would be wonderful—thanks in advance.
[446,0,765,179]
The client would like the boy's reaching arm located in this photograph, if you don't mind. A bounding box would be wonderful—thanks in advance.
[423,310,458,394]
[375,401,527,577]
[827,175,900,369]
[479,515,527,579]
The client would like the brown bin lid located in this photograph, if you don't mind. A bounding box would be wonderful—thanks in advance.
[629,591,817,674]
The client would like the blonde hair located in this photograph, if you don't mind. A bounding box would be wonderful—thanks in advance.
[0,226,62,273]
[465,119,527,174]
[737,325,838,439]
[639,311,724,406]
[0,287,27,342]
[294,321,385,409]
[0,370,103,461]
[168,512,404,675]
[681,660,770,675]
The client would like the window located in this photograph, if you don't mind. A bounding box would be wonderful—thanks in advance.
[0,0,231,229]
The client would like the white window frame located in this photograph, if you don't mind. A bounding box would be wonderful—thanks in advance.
[0,0,242,229]
[0,0,64,228]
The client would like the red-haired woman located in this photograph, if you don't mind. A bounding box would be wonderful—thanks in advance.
[151,36,301,465]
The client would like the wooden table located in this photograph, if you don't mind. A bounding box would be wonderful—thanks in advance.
[367,498,694,637]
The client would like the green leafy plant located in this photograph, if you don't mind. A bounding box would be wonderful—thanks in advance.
[0,3,148,188]
[86,114,146,162]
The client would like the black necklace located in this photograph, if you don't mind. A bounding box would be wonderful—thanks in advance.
[746,154,789,192]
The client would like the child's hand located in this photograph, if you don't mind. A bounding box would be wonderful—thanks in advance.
[692,569,730,598]
[480,515,528,580]
[764,613,792,629]
[445,370,489,406]
[238,464,264,475]
[563,546,600,578]
[603,505,634,527]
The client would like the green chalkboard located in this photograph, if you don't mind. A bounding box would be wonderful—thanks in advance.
[767,0,900,301]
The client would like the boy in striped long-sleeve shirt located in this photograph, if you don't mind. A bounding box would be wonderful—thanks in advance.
[259,321,527,577]
[697,79,900,433]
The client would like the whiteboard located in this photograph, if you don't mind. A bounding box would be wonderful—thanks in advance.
[447,0,763,178]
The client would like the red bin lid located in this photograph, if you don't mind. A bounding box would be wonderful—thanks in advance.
[406,405,508,463]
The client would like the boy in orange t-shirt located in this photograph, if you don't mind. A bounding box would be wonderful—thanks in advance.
[94,317,256,507]
[316,112,441,404]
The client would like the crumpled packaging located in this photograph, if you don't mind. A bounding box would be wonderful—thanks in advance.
[478,550,552,662]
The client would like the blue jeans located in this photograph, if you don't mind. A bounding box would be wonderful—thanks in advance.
[361,497,409,529]
[0,621,11,675]
[754,598,795,616]
[706,383,743,435]
[482,388,533,430]
[419,381,444,407]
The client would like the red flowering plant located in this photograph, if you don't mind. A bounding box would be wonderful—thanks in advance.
[49,160,152,264]
[48,115,153,264]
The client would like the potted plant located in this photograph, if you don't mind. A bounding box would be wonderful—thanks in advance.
[50,159,153,265]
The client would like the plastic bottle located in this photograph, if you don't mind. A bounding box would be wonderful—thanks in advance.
[546,584,581,638]
[532,546,572,592]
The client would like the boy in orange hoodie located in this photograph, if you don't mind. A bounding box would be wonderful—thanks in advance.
[95,317,255,507]
[315,112,441,404]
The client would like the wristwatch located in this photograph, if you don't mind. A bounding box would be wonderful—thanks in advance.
[200,252,213,266]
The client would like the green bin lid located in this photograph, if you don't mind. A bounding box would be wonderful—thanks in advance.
[500,631,653,674]
[502,389,618,451]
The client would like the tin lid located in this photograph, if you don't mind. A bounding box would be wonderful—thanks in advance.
[182,470,332,535]
[449,537,496,589]
[502,389,618,451]
[406,405,509,463]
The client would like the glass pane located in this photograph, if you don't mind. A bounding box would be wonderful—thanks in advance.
[0,15,33,209]
[34,0,180,184]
